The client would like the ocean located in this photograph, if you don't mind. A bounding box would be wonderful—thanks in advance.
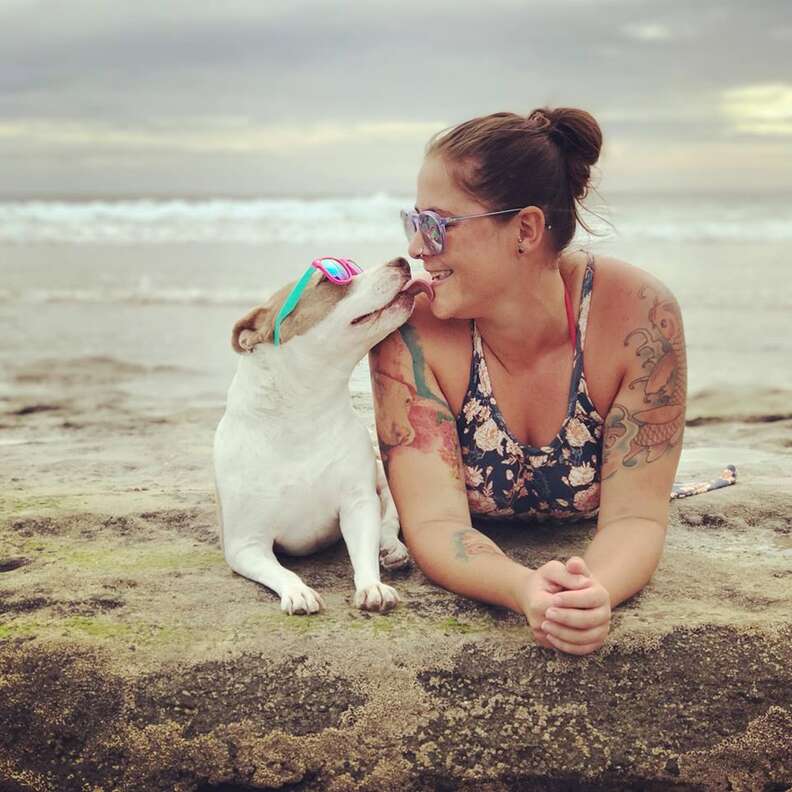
[1,192,791,410]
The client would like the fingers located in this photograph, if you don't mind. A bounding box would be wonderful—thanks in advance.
[565,555,592,577]
[541,618,609,646]
[549,586,609,610]
[545,631,604,655]
[532,628,555,650]
[540,559,592,591]
[544,604,610,630]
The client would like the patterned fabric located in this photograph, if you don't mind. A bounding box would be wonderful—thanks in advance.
[455,254,738,523]
[456,253,603,523]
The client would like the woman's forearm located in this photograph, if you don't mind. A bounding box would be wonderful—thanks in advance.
[583,516,667,608]
[404,520,532,613]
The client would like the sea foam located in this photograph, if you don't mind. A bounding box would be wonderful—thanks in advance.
[1,193,790,244]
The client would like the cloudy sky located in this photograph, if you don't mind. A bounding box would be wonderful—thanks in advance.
[1,0,790,197]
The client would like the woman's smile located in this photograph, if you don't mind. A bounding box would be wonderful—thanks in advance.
[427,268,453,284]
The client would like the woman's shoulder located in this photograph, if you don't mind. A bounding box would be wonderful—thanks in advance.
[586,250,670,289]
[584,251,681,334]
[573,251,683,418]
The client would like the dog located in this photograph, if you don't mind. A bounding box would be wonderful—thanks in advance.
[213,257,433,615]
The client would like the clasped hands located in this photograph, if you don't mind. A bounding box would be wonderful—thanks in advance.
[516,556,611,655]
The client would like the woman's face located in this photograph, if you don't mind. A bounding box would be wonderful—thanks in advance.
[410,155,520,320]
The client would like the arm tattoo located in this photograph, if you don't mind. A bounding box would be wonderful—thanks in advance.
[452,529,506,562]
[603,285,687,479]
[370,326,464,487]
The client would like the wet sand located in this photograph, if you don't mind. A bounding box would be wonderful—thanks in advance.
[1,352,791,790]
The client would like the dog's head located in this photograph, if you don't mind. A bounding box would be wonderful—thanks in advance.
[232,258,433,363]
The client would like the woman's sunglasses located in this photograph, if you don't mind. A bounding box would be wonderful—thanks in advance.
[400,207,552,255]
[274,257,361,346]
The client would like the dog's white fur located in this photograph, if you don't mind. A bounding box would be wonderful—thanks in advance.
[214,258,421,614]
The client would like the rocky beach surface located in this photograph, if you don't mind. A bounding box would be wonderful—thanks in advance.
[1,353,791,791]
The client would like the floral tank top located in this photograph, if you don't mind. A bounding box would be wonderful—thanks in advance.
[456,253,604,523]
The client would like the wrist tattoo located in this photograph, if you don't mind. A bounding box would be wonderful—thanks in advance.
[452,528,506,562]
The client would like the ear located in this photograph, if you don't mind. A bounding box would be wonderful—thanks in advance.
[517,206,548,248]
[231,305,274,354]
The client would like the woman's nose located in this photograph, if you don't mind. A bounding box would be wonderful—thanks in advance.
[407,228,427,259]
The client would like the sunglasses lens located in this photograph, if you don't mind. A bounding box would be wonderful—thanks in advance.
[418,213,443,253]
[313,257,363,284]
[317,258,349,282]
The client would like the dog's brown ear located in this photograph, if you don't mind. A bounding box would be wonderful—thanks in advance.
[231,305,274,353]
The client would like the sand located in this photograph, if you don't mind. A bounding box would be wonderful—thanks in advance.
[1,353,791,791]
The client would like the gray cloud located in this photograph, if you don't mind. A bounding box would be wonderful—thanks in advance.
[1,0,790,195]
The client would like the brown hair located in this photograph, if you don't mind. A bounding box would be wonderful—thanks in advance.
[425,108,604,252]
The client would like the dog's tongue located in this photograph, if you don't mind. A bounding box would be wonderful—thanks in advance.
[399,275,435,302]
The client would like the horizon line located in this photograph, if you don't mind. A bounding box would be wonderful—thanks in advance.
[1,188,791,202]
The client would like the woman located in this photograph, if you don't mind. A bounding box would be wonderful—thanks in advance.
[368,108,687,655]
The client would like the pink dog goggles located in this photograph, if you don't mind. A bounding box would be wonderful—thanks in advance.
[314,256,362,284]
[274,257,362,346]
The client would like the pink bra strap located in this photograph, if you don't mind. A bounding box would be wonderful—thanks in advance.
[563,282,577,349]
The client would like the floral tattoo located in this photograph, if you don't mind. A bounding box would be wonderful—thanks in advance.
[603,285,687,478]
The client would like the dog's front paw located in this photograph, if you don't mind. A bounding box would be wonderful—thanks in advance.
[281,584,324,615]
[354,582,400,612]
[379,538,411,570]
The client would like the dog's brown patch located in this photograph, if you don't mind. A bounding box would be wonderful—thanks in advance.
[232,271,349,353]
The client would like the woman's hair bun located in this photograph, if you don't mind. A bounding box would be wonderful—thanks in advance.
[528,106,602,200]
[545,107,602,168]
[527,108,553,133]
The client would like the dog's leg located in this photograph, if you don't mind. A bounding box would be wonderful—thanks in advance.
[375,456,410,570]
[224,536,324,616]
[339,495,400,612]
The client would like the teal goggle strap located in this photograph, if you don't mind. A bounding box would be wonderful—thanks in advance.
[273,266,316,346]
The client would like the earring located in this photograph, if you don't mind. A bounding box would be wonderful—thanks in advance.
[517,238,525,254]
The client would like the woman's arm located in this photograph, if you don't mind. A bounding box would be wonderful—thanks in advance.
[369,319,587,614]
[539,274,687,654]
[561,276,687,611]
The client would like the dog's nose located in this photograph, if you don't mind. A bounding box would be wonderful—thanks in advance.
[387,257,411,275]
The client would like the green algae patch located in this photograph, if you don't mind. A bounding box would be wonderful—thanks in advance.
[0,621,39,640]
[343,608,495,637]
[241,606,426,637]
[17,534,77,555]
[346,608,412,634]
[9,534,223,573]
[344,612,402,634]
[439,617,477,634]
[59,616,197,649]
[435,614,500,635]
[242,610,325,634]
[61,545,223,572]
[0,494,66,515]
[0,614,197,649]
[59,615,138,640]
